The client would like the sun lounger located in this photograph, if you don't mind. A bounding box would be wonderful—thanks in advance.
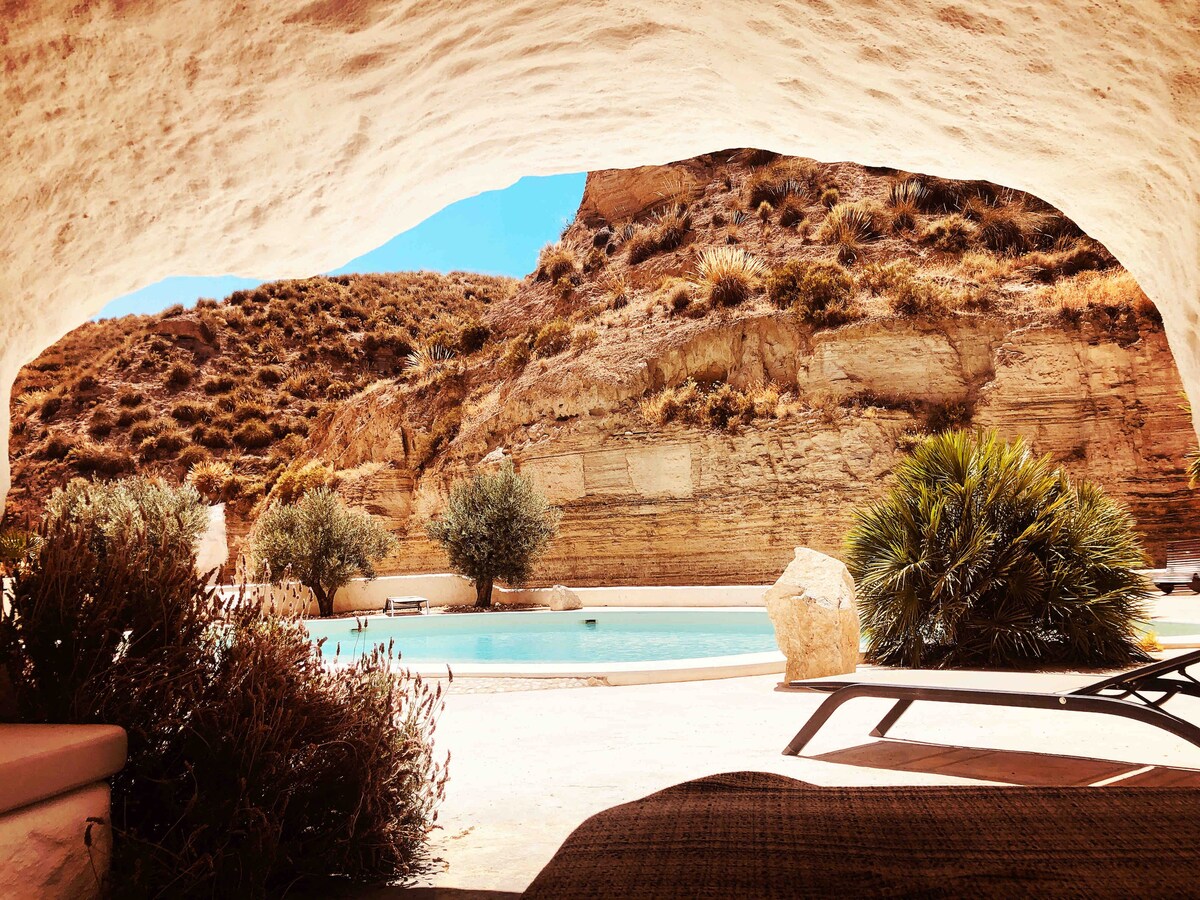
[782,647,1200,756]
[1147,538,1200,594]
[384,596,429,615]
[524,771,1200,899]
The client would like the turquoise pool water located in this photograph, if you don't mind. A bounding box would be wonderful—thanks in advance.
[304,609,780,664]
[302,610,1200,666]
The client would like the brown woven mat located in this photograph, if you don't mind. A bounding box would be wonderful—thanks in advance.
[523,771,1200,899]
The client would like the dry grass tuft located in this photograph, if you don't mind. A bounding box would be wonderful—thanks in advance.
[535,243,579,283]
[626,206,690,264]
[658,278,695,315]
[778,197,807,228]
[958,250,1016,283]
[817,202,887,263]
[187,459,234,502]
[976,203,1041,255]
[921,214,977,253]
[886,180,926,231]
[886,275,956,317]
[404,344,456,378]
[694,247,767,307]
[571,325,599,351]
[1038,270,1152,315]
[1025,239,1116,283]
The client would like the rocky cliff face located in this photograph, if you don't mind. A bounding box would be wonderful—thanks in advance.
[12,152,1196,583]
[307,310,1196,583]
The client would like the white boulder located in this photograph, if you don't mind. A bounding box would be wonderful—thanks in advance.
[546,585,583,611]
[764,547,860,681]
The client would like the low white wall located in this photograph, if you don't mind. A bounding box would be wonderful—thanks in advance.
[338,576,770,611]
[224,574,772,615]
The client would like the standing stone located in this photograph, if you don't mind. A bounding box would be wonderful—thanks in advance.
[546,585,583,611]
[194,504,228,582]
[764,547,860,681]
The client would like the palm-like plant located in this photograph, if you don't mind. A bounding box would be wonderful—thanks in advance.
[847,429,1150,669]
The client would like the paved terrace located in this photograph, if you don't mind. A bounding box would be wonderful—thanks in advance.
[326,596,1200,897]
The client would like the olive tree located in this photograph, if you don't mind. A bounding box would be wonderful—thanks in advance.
[251,487,396,617]
[45,476,208,562]
[426,460,560,607]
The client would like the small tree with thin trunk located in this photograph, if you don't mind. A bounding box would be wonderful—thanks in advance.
[426,460,560,607]
[251,487,396,617]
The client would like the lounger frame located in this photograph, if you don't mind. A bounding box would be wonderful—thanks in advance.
[782,648,1200,756]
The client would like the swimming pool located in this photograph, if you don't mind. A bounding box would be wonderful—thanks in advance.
[301,609,1200,683]
[304,608,780,665]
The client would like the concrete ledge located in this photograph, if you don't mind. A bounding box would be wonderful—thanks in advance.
[0,725,126,816]
[403,650,787,685]
[230,576,774,616]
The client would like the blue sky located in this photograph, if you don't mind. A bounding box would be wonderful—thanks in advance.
[97,172,587,319]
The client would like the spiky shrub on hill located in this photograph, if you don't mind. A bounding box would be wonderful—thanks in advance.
[251,487,396,617]
[0,477,446,895]
[426,460,560,607]
[694,247,767,307]
[846,429,1150,669]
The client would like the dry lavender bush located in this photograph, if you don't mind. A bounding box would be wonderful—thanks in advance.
[0,478,447,898]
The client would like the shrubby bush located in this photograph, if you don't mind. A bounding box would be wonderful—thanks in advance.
[45,476,207,560]
[427,460,560,607]
[0,477,445,896]
[767,259,856,327]
[269,458,338,505]
[252,487,396,617]
[920,214,976,252]
[846,429,1150,668]
[638,379,781,431]
[533,319,572,357]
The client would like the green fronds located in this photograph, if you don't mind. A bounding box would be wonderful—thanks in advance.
[846,429,1151,669]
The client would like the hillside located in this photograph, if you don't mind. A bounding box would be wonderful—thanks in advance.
[7,149,1196,582]
[5,271,516,524]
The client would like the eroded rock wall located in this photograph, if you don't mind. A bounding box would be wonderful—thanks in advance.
[302,315,1199,585]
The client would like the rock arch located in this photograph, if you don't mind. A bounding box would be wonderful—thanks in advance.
[3,0,1199,504]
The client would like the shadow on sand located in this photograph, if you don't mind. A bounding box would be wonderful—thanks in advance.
[811,737,1200,786]
[290,880,520,899]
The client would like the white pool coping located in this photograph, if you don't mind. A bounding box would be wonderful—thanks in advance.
[316,606,787,685]
[1157,631,1200,649]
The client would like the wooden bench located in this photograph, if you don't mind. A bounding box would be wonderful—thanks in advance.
[384,596,429,615]
[1150,538,1200,594]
